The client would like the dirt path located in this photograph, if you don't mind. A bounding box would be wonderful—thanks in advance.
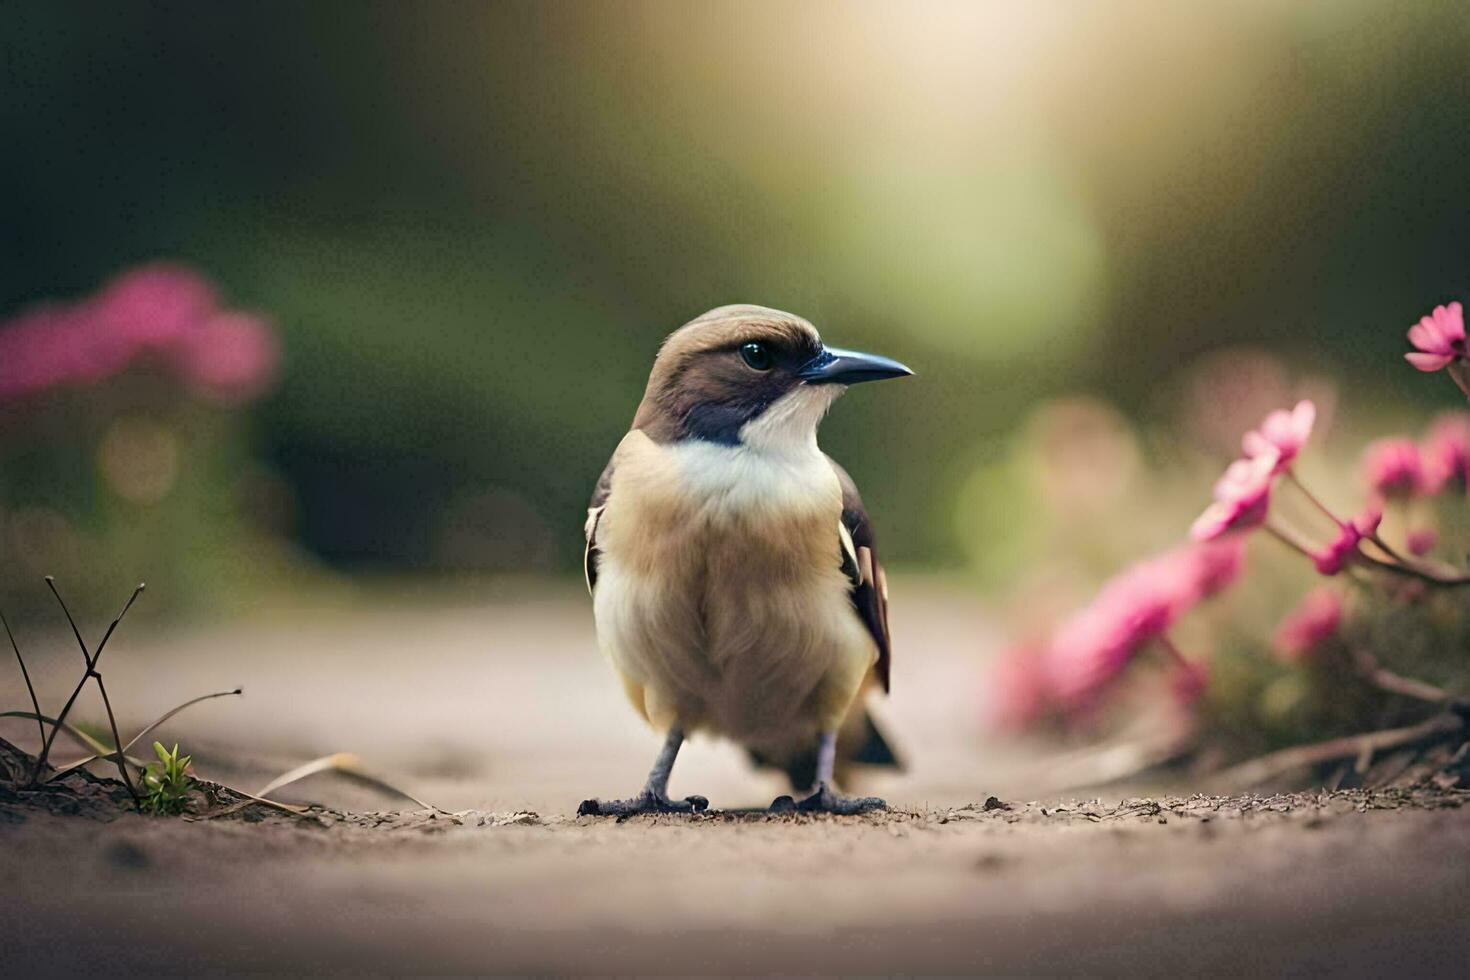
[3,584,1469,974]
[4,787,1469,975]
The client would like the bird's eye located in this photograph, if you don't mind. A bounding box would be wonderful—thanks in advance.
[740,341,774,371]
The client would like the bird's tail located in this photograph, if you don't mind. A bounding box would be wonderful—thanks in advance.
[747,709,901,792]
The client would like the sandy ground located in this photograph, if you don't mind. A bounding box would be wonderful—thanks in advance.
[3,580,1470,975]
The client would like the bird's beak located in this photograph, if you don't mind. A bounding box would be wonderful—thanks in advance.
[797,346,914,386]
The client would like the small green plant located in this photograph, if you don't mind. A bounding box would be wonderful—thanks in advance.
[142,741,194,815]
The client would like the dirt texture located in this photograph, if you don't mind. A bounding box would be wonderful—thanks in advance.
[3,587,1470,974]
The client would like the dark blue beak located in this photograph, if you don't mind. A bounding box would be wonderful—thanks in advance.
[797,346,913,386]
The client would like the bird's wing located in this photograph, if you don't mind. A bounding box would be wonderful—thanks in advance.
[584,456,615,595]
[828,456,892,693]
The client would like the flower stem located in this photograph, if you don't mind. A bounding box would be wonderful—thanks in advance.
[1264,521,1317,560]
[1157,634,1191,669]
[1366,531,1409,565]
[1447,362,1470,403]
[1355,549,1470,588]
[1284,469,1342,526]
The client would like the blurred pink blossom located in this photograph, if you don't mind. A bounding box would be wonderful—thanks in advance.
[177,312,281,405]
[1182,543,1239,598]
[1317,505,1381,575]
[1406,528,1438,557]
[1043,540,1244,708]
[0,303,133,400]
[1405,301,1466,372]
[1273,587,1342,661]
[1423,414,1470,493]
[0,261,278,407]
[1361,439,1426,497]
[91,263,220,349]
[1242,399,1315,471]
[1190,450,1278,541]
[1310,504,1382,576]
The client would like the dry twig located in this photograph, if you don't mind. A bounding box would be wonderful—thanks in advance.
[30,579,145,802]
[1216,713,1465,789]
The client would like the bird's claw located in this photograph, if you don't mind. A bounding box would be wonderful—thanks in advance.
[769,782,886,815]
[577,791,710,818]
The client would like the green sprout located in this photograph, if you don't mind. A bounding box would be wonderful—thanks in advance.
[142,741,194,815]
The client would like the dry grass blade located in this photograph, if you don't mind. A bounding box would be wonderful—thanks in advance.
[257,752,435,810]
[201,787,311,819]
[0,711,150,769]
[1,607,47,751]
[45,688,244,780]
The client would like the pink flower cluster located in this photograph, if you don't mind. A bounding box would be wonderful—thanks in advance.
[1359,414,1470,501]
[991,295,1470,741]
[0,263,279,406]
[986,540,1243,729]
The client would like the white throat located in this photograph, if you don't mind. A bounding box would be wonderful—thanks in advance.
[737,384,844,458]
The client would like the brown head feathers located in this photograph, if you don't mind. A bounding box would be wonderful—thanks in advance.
[633,306,825,446]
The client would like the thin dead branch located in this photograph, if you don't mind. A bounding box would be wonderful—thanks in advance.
[30,580,145,797]
[31,579,144,802]
[1216,713,1465,789]
[1351,649,1455,705]
[90,675,138,802]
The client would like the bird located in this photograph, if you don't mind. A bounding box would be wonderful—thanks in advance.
[578,304,912,816]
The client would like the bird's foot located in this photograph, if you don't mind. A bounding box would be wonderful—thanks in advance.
[577,790,710,818]
[769,782,886,815]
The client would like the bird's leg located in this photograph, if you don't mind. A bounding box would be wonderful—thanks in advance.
[770,730,886,815]
[577,726,710,817]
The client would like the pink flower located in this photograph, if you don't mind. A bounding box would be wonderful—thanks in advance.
[1273,587,1342,661]
[1182,538,1247,600]
[176,312,280,405]
[1190,450,1279,541]
[1423,414,1470,493]
[1361,439,1426,497]
[1406,301,1466,372]
[1407,528,1438,557]
[1242,400,1316,470]
[1310,503,1381,576]
[90,263,219,349]
[1043,541,1243,708]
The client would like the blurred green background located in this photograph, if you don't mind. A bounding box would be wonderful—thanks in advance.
[3,0,1469,610]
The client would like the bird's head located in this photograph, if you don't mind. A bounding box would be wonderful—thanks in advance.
[633,305,912,453]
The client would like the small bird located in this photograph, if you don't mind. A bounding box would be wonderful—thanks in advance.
[579,305,912,815]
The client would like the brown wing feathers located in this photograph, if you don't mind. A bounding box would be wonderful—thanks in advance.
[829,457,892,693]
[583,458,614,595]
